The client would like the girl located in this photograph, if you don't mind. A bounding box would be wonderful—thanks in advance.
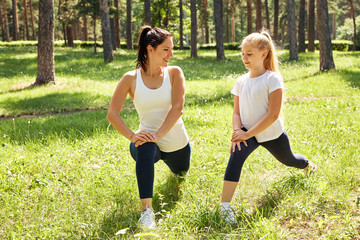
[219,31,316,224]
[107,26,190,229]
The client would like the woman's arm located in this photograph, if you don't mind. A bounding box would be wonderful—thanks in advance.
[232,88,283,142]
[152,66,186,142]
[107,72,154,143]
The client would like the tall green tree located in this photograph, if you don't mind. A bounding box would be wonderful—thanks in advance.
[12,0,19,40]
[273,0,278,40]
[214,0,225,59]
[307,0,315,52]
[316,0,335,70]
[348,0,356,51]
[144,0,151,25]
[255,0,262,31]
[298,0,306,52]
[126,0,132,49]
[100,0,114,63]
[36,0,55,85]
[190,0,197,57]
[246,0,252,34]
[179,0,183,49]
[286,0,298,60]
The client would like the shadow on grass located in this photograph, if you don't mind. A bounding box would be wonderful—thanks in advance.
[341,68,360,89]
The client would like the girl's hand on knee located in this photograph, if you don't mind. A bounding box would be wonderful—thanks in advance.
[230,140,248,153]
[231,129,249,142]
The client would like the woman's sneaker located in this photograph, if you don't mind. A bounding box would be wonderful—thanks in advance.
[304,161,317,175]
[139,208,156,230]
[220,205,237,224]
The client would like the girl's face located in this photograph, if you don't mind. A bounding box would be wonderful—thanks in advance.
[148,37,174,67]
[241,44,268,71]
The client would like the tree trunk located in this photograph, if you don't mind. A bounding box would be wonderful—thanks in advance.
[73,23,77,40]
[190,0,197,57]
[265,0,270,30]
[231,11,235,42]
[29,0,35,40]
[144,0,151,25]
[179,0,183,49]
[255,0,262,31]
[316,0,335,70]
[83,15,88,41]
[100,0,114,63]
[126,0,132,49]
[348,0,356,51]
[23,0,29,40]
[204,0,209,44]
[226,0,229,43]
[110,18,116,50]
[298,0,306,52]
[12,0,19,40]
[246,0,252,34]
[214,0,225,59]
[273,0,278,41]
[307,0,315,52]
[286,0,298,60]
[66,25,74,47]
[93,18,97,54]
[36,0,55,85]
[114,0,120,48]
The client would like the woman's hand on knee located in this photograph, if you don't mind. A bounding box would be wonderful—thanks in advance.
[130,131,155,143]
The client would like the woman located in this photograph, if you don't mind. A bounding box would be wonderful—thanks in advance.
[107,26,191,229]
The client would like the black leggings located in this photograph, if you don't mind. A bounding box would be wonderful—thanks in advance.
[130,142,191,199]
[224,131,309,182]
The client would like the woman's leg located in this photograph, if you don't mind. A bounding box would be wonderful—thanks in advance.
[130,142,161,210]
[260,131,309,169]
[221,138,259,202]
[161,142,191,176]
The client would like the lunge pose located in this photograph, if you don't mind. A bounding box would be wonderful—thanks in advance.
[219,31,316,224]
[107,26,190,229]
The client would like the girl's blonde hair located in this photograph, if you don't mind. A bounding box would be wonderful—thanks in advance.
[241,30,279,72]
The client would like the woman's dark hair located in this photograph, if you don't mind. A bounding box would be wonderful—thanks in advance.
[135,25,172,72]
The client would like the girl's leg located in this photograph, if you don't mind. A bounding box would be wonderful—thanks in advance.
[161,142,191,176]
[260,131,309,169]
[222,138,259,202]
[130,142,161,210]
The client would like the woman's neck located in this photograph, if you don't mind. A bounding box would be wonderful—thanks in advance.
[142,64,163,78]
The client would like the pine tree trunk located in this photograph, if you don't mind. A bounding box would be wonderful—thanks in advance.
[204,0,209,44]
[246,0,252,34]
[179,0,183,49]
[126,0,132,49]
[110,18,116,50]
[286,0,298,60]
[83,15,88,41]
[332,13,336,40]
[231,12,235,42]
[265,0,270,30]
[66,25,74,47]
[348,0,356,51]
[36,0,55,85]
[114,0,120,48]
[29,0,35,40]
[298,0,306,52]
[23,0,29,40]
[226,0,229,43]
[307,0,315,52]
[12,0,19,40]
[316,0,335,70]
[100,0,114,63]
[273,0,278,41]
[73,23,77,40]
[93,18,97,54]
[214,0,225,60]
[190,0,197,57]
[255,0,262,31]
[144,0,151,25]
[0,6,4,41]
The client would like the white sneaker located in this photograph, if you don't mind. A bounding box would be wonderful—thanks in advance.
[139,208,156,229]
[220,205,237,224]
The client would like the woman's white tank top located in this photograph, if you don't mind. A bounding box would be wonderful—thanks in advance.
[133,67,189,152]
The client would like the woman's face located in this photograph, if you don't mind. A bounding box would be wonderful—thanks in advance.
[148,37,174,67]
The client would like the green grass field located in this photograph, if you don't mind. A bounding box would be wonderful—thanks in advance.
[0,46,359,239]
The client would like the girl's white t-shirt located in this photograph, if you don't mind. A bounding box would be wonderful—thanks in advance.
[133,67,189,152]
[231,70,285,143]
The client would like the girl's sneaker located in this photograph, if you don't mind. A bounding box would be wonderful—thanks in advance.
[304,161,317,175]
[139,208,156,230]
[220,205,237,224]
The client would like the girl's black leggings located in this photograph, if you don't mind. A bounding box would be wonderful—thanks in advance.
[130,142,191,199]
[224,131,309,182]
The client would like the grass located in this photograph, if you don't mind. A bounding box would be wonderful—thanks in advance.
[0,46,360,239]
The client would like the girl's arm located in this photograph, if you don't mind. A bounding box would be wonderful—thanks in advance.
[107,72,154,143]
[231,95,248,152]
[232,88,283,142]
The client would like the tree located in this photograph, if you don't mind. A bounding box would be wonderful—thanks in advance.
[214,0,225,59]
[316,0,335,70]
[307,0,315,52]
[286,0,298,60]
[264,0,270,30]
[179,0,183,49]
[190,0,197,57]
[126,0,132,49]
[35,0,55,85]
[255,0,262,31]
[348,0,356,51]
[273,0,278,41]
[246,0,252,34]
[29,0,35,39]
[0,0,10,41]
[114,0,120,48]
[12,0,19,40]
[199,0,210,44]
[144,0,151,25]
[298,0,306,52]
[100,0,114,63]
[23,0,29,40]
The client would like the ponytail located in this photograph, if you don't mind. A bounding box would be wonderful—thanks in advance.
[135,25,172,72]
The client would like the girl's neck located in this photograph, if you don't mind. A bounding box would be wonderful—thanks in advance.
[249,67,267,78]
